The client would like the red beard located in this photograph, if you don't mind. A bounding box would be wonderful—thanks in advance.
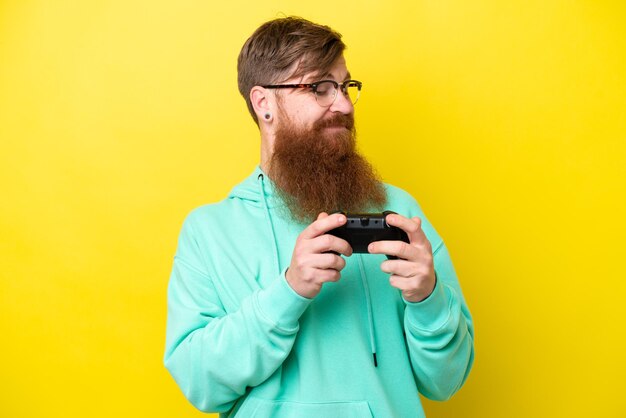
[268,113,387,223]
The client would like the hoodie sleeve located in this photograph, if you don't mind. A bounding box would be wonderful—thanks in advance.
[403,242,475,401]
[163,215,312,413]
[398,190,475,401]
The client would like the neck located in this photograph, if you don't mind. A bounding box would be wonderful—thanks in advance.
[259,129,275,174]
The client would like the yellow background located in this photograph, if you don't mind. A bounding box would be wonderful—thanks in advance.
[1,1,625,417]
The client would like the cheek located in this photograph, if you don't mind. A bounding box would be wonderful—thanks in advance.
[293,100,327,124]
[279,105,303,125]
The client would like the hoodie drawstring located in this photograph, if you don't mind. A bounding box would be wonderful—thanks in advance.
[257,174,281,277]
[257,173,378,367]
[357,254,378,367]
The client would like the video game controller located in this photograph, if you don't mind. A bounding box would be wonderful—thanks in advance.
[327,210,410,259]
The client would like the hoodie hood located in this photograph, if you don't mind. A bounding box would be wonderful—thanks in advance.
[227,166,282,208]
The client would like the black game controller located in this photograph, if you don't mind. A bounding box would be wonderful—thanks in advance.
[327,211,410,259]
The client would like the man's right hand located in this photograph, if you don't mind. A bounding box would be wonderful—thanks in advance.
[285,212,353,299]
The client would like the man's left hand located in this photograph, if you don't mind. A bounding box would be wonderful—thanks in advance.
[368,214,436,303]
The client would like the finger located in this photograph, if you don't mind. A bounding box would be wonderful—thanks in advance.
[322,253,347,271]
[368,240,417,260]
[389,274,409,290]
[300,213,347,240]
[380,259,415,276]
[309,234,353,257]
[317,268,341,283]
[388,274,436,302]
[304,252,347,270]
[388,273,428,291]
[385,214,427,245]
[317,212,329,221]
[299,252,347,271]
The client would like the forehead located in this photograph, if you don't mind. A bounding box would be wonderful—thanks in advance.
[299,56,351,82]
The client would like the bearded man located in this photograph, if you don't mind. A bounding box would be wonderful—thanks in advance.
[164,16,474,418]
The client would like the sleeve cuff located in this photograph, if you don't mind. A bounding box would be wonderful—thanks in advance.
[255,268,313,331]
[403,275,452,332]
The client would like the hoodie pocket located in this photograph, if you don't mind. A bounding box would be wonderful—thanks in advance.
[238,397,374,418]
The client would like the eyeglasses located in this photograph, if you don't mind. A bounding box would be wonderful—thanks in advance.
[262,79,362,107]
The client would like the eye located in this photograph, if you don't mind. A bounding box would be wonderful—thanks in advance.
[314,81,335,97]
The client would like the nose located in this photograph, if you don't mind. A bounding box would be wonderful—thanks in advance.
[328,89,354,115]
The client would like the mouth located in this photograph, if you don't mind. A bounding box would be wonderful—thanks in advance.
[324,124,349,131]
[317,114,354,132]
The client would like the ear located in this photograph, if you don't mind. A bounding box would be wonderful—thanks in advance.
[250,86,273,123]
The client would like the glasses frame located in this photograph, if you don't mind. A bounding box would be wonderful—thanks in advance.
[262,79,362,106]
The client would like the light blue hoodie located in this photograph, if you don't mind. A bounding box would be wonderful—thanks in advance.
[164,167,474,417]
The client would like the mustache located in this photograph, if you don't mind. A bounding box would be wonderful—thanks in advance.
[314,113,354,131]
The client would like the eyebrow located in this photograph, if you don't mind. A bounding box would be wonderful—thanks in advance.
[302,70,352,84]
[320,71,351,81]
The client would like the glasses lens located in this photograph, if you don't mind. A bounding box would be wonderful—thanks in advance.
[344,81,361,105]
[313,80,362,106]
[314,81,338,106]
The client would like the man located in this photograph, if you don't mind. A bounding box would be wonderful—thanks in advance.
[164,16,474,417]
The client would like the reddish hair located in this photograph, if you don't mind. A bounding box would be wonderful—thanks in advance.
[237,17,346,124]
